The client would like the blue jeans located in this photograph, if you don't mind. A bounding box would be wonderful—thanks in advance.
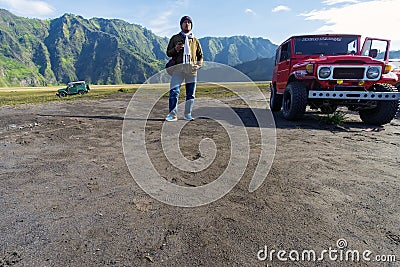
[168,72,197,117]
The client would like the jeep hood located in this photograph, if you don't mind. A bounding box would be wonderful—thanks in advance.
[301,55,383,65]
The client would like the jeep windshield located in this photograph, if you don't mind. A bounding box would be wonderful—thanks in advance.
[294,36,358,56]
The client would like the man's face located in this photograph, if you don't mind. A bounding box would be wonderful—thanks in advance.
[181,20,192,33]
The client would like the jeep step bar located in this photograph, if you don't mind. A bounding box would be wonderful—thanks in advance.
[308,91,400,100]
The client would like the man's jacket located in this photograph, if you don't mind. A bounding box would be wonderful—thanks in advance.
[166,33,203,75]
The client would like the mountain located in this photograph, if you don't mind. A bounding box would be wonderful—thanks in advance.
[199,36,277,66]
[44,14,169,85]
[390,50,400,59]
[0,9,53,86]
[0,9,279,87]
[0,9,169,86]
[234,57,275,81]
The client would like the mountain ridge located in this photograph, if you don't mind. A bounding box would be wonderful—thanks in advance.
[0,9,278,86]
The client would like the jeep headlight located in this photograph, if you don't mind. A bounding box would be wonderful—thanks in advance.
[319,67,331,79]
[306,64,314,74]
[383,64,391,74]
[366,67,380,79]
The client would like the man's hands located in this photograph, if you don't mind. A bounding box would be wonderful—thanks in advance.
[192,64,202,71]
[175,41,184,52]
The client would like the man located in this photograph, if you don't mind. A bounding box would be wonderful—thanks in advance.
[165,15,203,121]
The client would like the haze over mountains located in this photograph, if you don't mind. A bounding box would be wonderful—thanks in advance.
[0,9,277,87]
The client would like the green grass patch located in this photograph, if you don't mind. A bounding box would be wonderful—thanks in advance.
[162,84,237,99]
[0,82,269,107]
[162,82,268,99]
[321,111,348,125]
[117,88,134,93]
[0,89,60,106]
[0,85,138,106]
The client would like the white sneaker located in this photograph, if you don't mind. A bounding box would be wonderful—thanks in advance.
[184,114,194,121]
[165,115,178,121]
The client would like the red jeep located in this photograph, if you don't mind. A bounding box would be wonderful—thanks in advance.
[270,34,399,125]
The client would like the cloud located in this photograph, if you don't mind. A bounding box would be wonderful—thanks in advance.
[300,0,400,49]
[245,8,256,15]
[146,0,190,37]
[148,10,176,37]
[322,0,360,5]
[0,0,55,17]
[272,5,291,12]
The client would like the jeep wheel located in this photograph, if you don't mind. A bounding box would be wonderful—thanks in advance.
[58,92,66,98]
[270,86,283,111]
[359,84,399,125]
[78,90,85,95]
[282,82,308,120]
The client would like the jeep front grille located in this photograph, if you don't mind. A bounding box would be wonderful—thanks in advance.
[317,65,382,81]
[333,68,364,79]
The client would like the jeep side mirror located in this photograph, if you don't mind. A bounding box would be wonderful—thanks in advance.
[369,49,378,58]
[280,51,289,61]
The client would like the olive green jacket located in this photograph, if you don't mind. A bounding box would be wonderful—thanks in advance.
[166,33,203,75]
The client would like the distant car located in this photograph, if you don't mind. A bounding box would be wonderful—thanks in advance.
[388,59,400,89]
[56,81,90,97]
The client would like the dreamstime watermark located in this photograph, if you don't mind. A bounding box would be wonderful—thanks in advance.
[257,238,397,264]
[122,62,276,207]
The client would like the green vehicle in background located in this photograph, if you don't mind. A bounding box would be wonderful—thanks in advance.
[56,81,90,97]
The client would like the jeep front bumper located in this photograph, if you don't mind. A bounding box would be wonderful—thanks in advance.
[308,91,400,100]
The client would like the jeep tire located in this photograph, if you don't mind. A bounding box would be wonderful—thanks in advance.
[58,91,66,98]
[270,85,283,111]
[78,90,85,95]
[359,84,399,125]
[282,82,308,120]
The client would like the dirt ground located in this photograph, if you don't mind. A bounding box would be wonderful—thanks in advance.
[0,90,399,267]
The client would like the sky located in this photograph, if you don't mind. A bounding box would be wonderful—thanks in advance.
[0,0,399,50]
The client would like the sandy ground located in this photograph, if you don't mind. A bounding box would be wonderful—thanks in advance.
[0,91,399,267]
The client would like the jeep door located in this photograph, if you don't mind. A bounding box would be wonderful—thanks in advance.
[275,40,292,93]
[361,38,390,62]
[69,84,78,94]
[77,84,85,92]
